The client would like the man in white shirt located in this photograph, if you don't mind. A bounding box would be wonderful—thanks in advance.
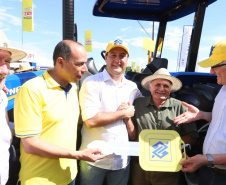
[174,40,226,185]
[79,39,142,185]
[0,47,26,185]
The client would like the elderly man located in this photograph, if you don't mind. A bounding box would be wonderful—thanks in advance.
[130,68,198,185]
[174,39,226,185]
[0,47,26,185]
[79,39,142,185]
[14,40,107,185]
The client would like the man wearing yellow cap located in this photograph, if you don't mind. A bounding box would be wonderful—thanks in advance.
[79,39,142,185]
[0,47,26,185]
[174,40,226,185]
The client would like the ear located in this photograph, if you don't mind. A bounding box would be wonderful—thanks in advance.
[56,57,65,68]
[104,54,108,64]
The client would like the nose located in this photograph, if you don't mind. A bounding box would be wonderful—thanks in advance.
[0,62,10,76]
[82,64,88,73]
[210,68,215,74]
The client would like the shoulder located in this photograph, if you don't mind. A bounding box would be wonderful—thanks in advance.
[169,97,182,105]
[83,72,103,83]
[19,75,45,93]
[134,96,149,104]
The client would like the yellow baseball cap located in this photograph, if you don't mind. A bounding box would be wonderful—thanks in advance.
[106,39,129,54]
[198,40,226,68]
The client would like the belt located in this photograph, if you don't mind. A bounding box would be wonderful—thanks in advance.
[208,167,226,176]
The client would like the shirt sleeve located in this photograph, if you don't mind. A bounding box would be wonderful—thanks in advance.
[14,86,42,138]
[79,78,101,121]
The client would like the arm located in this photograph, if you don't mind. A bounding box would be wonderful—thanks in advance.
[180,154,226,172]
[174,102,212,125]
[124,118,137,140]
[21,135,107,162]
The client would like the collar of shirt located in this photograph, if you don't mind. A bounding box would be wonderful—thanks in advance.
[145,96,172,108]
[102,68,128,86]
[42,69,71,90]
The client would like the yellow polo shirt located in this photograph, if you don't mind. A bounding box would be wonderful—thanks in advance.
[14,69,79,185]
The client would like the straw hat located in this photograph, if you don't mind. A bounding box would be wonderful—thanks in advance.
[18,62,34,72]
[141,68,182,93]
[0,47,27,63]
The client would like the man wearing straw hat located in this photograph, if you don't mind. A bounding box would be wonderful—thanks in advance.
[174,39,226,185]
[17,62,34,73]
[0,47,26,185]
[130,68,198,185]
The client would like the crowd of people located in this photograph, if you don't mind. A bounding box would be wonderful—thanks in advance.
[0,39,226,185]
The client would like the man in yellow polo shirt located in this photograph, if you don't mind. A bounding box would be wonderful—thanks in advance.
[14,40,107,185]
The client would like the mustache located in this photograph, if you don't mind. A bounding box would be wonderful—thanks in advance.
[0,74,7,79]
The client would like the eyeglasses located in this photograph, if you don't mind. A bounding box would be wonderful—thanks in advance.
[211,63,226,69]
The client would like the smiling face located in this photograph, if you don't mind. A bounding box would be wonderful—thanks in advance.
[105,47,128,81]
[149,78,172,106]
[0,49,11,90]
[210,61,226,85]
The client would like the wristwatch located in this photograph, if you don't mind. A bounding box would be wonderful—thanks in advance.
[206,154,214,168]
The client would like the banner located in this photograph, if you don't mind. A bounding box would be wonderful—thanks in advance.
[22,0,33,32]
[85,30,92,52]
[143,38,155,52]
[178,25,193,67]
[0,30,10,47]
[131,62,136,72]
[136,66,140,73]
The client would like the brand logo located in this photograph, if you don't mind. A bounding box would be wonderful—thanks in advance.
[149,139,172,162]
[152,141,169,159]
[24,8,32,17]
[86,38,92,45]
[114,39,123,46]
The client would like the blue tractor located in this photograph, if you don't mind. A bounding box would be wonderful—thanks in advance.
[5,0,221,185]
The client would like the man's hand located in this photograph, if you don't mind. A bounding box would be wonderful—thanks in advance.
[180,154,208,172]
[174,102,200,125]
[118,102,135,119]
[77,148,108,162]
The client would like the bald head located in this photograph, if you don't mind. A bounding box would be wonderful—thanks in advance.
[53,40,84,66]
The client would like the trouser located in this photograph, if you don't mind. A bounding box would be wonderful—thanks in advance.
[199,166,226,185]
[130,157,180,185]
[79,160,130,185]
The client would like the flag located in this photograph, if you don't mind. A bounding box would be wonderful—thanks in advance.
[131,62,136,72]
[143,38,155,52]
[179,25,193,68]
[0,30,10,47]
[22,0,33,32]
[85,31,92,52]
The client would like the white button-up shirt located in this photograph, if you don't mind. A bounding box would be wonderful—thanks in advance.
[79,69,142,170]
[0,90,12,185]
[203,85,226,169]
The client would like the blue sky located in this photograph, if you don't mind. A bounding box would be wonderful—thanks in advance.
[0,0,225,72]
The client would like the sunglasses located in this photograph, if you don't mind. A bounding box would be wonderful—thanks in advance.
[211,63,226,69]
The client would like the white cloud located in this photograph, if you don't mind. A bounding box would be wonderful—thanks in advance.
[9,40,53,67]
[0,7,21,26]
[92,41,107,50]
[125,37,143,48]
[129,57,147,69]
[164,26,183,51]
[41,31,60,36]
[120,27,132,32]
